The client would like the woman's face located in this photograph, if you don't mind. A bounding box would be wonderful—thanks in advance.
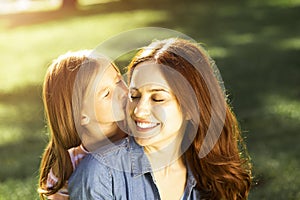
[127,62,185,148]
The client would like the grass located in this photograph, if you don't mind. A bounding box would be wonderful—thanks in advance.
[0,0,299,199]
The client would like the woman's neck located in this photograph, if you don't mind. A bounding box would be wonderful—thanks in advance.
[144,136,183,171]
[152,156,187,200]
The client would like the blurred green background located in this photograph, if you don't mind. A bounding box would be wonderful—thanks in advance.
[0,0,299,199]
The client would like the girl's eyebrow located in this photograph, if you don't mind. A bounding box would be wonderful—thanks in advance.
[98,74,119,95]
[98,87,109,96]
[114,73,120,82]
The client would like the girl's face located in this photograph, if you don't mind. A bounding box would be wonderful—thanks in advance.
[127,62,185,148]
[94,65,128,124]
[82,64,128,135]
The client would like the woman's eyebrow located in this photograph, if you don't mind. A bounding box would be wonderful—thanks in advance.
[148,88,169,93]
[129,87,138,91]
[129,87,170,94]
[130,87,168,91]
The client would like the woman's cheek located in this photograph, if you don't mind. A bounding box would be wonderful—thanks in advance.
[152,105,167,122]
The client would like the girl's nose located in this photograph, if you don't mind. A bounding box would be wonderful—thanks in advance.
[117,79,128,100]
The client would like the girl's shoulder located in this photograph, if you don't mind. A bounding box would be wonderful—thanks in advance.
[91,137,130,158]
[83,137,135,173]
[68,144,89,170]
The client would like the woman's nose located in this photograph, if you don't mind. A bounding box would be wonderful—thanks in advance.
[133,97,151,118]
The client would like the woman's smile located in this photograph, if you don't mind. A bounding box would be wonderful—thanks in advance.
[135,120,160,130]
[132,117,161,138]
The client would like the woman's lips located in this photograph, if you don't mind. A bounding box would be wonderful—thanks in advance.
[135,120,160,131]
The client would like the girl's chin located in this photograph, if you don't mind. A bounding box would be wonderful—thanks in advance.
[114,114,125,122]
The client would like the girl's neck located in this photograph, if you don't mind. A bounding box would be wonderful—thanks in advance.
[83,123,126,152]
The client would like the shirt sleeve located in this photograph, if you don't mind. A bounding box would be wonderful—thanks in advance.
[68,154,113,200]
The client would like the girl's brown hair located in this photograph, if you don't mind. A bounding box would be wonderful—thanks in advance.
[38,50,104,198]
[127,38,252,200]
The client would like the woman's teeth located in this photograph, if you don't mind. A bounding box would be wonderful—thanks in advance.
[136,122,158,129]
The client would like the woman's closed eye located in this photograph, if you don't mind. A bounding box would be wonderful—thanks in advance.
[130,94,140,100]
[129,89,140,100]
[152,94,167,102]
[152,98,164,102]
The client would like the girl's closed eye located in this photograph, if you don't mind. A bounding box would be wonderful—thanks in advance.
[116,77,122,84]
[115,74,123,85]
[103,89,110,98]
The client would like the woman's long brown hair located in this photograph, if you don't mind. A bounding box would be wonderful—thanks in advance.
[38,50,102,199]
[127,38,252,199]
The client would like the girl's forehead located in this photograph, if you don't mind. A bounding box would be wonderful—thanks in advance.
[93,65,118,89]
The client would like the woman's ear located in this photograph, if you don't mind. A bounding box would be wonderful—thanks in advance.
[81,114,90,126]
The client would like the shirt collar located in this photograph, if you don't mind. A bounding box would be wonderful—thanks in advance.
[185,162,197,189]
[128,136,153,177]
[128,136,198,188]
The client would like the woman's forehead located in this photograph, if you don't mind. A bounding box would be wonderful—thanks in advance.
[130,62,171,90]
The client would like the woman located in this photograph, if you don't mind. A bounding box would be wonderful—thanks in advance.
[69,38,252,199]
[38,50,128,199]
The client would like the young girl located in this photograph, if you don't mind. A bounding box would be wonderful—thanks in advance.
[38,50,128,199]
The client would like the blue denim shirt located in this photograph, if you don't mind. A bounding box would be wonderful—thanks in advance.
[69,137,201,200]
